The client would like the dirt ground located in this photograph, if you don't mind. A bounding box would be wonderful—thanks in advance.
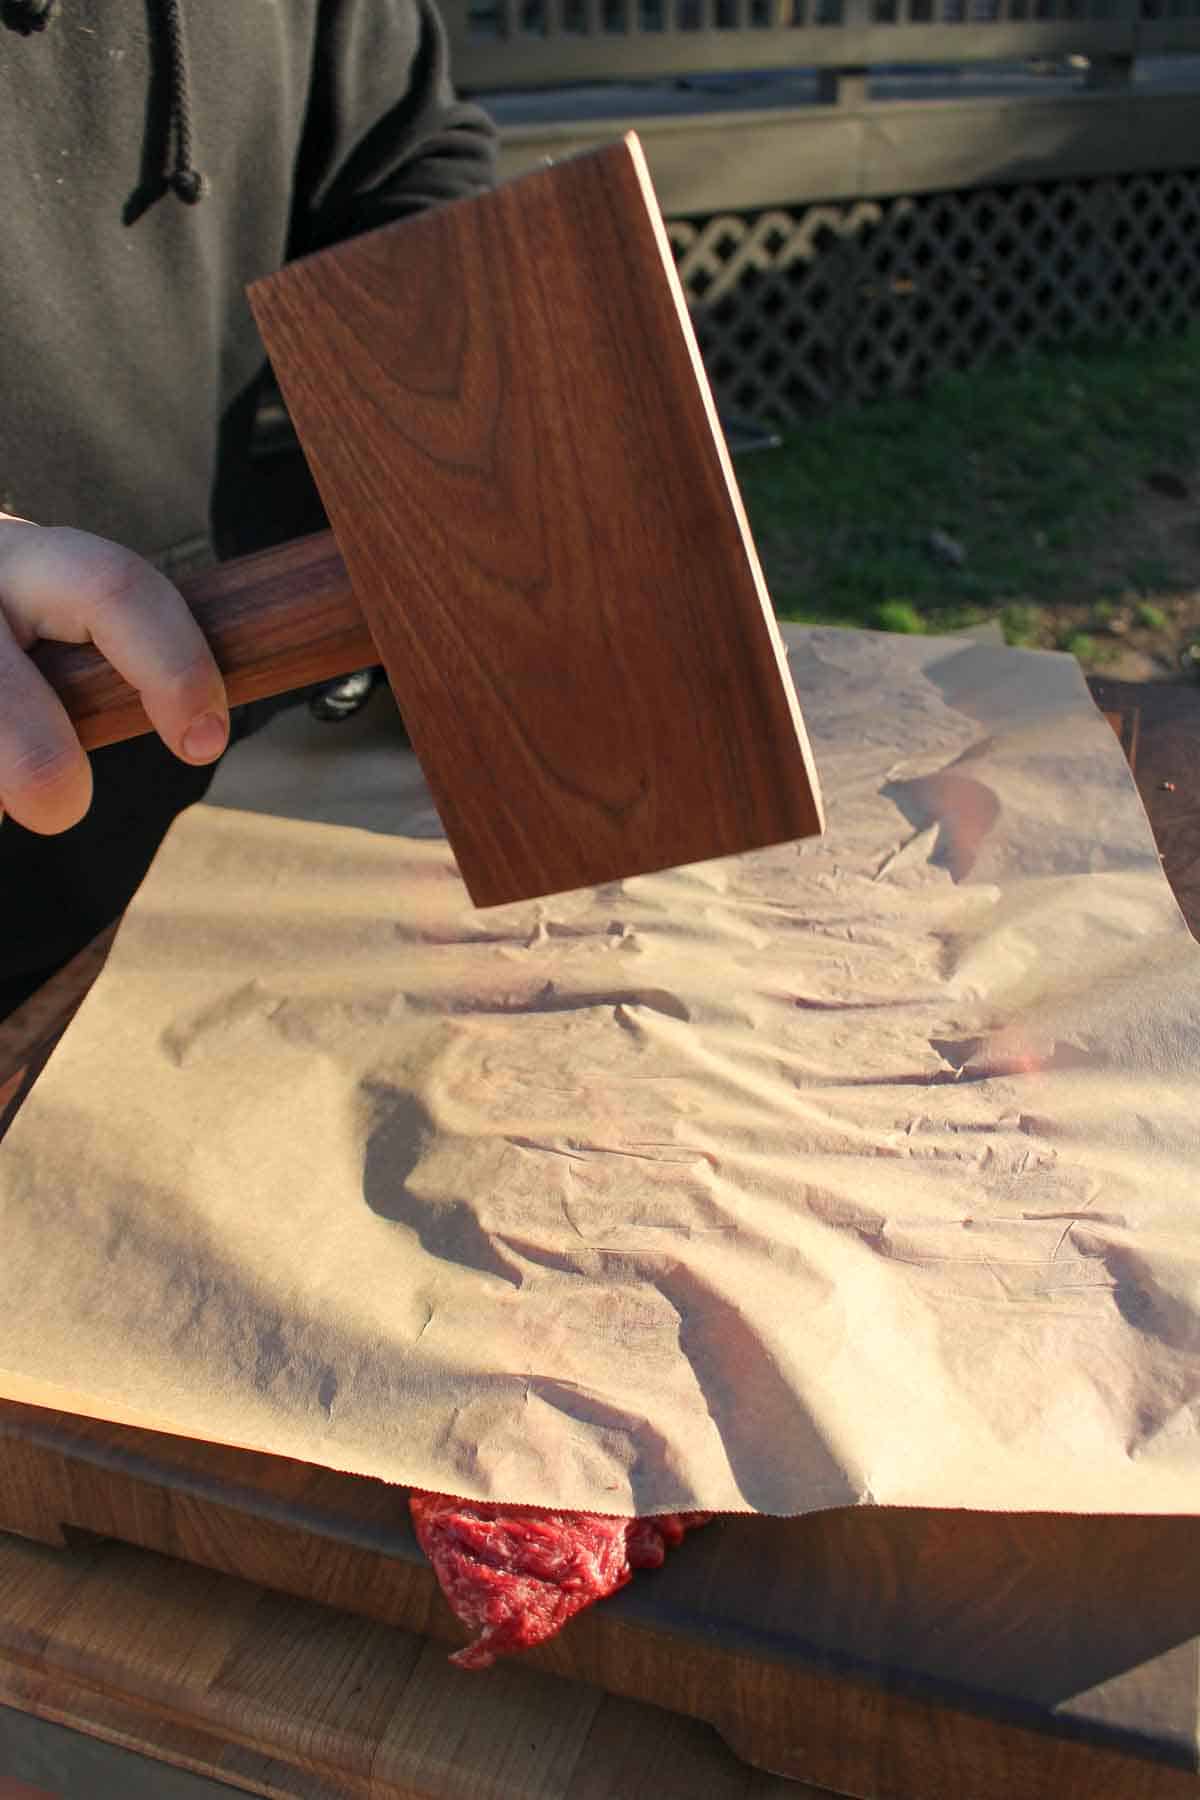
[1030,472,1200,682]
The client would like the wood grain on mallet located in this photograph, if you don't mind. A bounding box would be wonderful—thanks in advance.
[248,132,823,908]
[33,532,373,751]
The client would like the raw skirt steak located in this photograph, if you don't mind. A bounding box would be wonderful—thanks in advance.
[410,1491,711,1669]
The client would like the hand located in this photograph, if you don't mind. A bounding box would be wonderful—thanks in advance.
[0,515,229,833]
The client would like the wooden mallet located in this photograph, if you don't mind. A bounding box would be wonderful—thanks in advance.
[34,134,822,908]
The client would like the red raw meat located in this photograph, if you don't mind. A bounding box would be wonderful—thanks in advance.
[409,1491,711,1670]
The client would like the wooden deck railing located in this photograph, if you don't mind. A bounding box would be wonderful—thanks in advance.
[446,0,1200,416]
[446,0,1200,94]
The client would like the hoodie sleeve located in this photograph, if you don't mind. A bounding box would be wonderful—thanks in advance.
[288,0,498,257]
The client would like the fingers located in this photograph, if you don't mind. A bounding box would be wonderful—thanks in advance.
[0,522,230,829]
[0,600,93,832]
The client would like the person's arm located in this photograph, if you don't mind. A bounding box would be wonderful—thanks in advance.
[0,517,228,834]
[0,0,492,836]
[289,0,498,259]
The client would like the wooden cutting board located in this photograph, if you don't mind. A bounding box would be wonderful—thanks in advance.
[1,678,1198,1798]
[2,1396,1200,1799]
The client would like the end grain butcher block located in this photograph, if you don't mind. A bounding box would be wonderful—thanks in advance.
[4,1401,1200,1798]
[246,134,823,905]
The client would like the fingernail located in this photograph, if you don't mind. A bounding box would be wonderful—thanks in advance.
[182,712,228,762]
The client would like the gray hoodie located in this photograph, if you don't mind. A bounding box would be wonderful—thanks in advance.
[0,0,496,1013]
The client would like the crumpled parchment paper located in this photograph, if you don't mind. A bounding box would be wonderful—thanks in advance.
[1,627,1198,1517]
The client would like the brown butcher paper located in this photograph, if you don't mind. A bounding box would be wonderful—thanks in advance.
[1,628,1198,1518]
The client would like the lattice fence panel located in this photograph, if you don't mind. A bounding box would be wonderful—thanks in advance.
[668,168,1200,423]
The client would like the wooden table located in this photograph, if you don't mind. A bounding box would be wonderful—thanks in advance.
[0,677,1198,1800]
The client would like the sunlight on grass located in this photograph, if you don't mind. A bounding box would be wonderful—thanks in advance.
[737,329,1200,647]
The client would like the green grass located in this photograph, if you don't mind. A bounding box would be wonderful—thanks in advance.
[872,599,926,634]
[999,601,1041,646]
[1059,629,1098,660]
[736,329,1200,634]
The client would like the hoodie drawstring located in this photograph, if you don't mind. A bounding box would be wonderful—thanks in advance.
[1,0,57,34]
[4,0,207,205]
[160,0,207,203]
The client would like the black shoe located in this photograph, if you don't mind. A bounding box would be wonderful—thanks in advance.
[309,666,384,723]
